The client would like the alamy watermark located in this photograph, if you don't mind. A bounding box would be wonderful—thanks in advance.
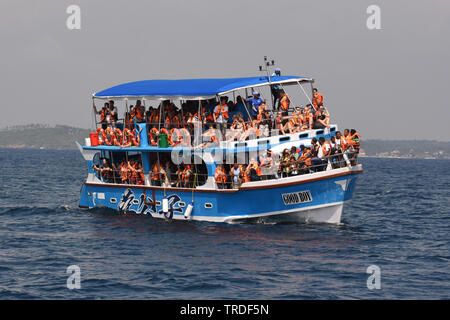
[366,5,381,30]
[66,265,81,289]
[66,5,81,30]
[366,265,381,290]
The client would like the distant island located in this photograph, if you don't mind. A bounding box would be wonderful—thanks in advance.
[1,124,449,159]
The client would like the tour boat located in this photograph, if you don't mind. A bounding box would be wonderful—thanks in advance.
[78,75,362,224]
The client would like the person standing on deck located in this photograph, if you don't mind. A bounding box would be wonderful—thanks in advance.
[246,91,265,119]
[271,68,282,108]
[213,96,229,138]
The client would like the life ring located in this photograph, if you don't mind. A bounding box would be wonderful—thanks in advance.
[149,127,159,146]
[170,128,181,146]
[96,127,106,145]
[132,127,140,146]
[112,128,122,146]
[122,128,133,148]
[179,128,191,147]
[103,128,113,146]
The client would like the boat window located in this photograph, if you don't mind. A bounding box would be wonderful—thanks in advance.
[299,133,308,138]
[316,130,324,135]
[330,127,336,132]
[279,136,290,142]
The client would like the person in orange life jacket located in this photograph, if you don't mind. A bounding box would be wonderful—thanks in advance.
[132,100,146,123]
[92,158,114,183]
[214,96,229,137]
[312,88,324,111]
[348,129,360,165]
[279,91,291,118]
[298,145,313,173]
[248,159,261,182]
[313,105,330,129]
[317,137,332,171]
[192,135,217,151]
[215,164,227,189]
[93,102,110,130]
[182,164,193,188]
[151,162,161,186]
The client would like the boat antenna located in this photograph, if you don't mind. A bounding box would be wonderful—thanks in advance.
[258,56,276,109]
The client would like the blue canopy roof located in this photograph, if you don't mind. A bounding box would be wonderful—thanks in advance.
[93,76,312,99]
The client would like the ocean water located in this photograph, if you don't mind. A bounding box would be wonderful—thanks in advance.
[0,149,449,299]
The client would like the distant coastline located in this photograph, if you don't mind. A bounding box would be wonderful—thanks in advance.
[1,124,449,159]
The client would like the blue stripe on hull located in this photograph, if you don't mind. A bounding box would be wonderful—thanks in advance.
[80,174,358,221]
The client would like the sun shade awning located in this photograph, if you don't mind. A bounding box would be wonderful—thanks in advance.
[93,76,313,100]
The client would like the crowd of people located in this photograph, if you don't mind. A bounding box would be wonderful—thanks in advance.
[92,85,331,147]
[213,128,360,188]
[92,158,145,185]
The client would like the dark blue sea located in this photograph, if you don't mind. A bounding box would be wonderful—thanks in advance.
[0,149,449,299]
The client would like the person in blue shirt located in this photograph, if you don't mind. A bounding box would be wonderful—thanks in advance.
[245,91,265,118]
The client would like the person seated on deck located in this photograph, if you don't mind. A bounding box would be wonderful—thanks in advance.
[334,130,351,167]
[248,159,262,182]
[280,149,292,177]
[259,150,275,179]
[93,102,110,130]
[192,135,217,151]
[283,106,302,134]
[312,88,324,111]
[215,164,227,189]
[317,137,332,171]
[300,105,313,131]
[345,129,360,165]
[163,161,173,186]
[226,115,246,142]
[313,105,330,129]
[239,119,259,141]
[129,160,144,185]
[92,158,115,183]
[175,165,184,188]
[151,162,161,186]
[182,164,193,188]
[256,104,270,137]
[298,145,313,174]
[229,163,243,188]
[119,160,130,184]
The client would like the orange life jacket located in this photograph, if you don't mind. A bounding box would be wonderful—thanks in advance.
[215,168,226,183]
[313,93,324,108]
[281,95,290,110]
[214,104,229,120]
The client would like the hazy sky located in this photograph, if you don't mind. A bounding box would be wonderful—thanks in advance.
[1,0,449,141]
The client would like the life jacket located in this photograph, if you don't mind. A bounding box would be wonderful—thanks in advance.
[350,133,360,149]
[214,104,229,120]
[100,108,107,122]
[171,115,181,128]
[313,93,324,108]
[322,141,331,157]
[337,136,346,151]
[215,168,226,183]
[300,148,312,166]
[280,95,290,110]
[120,162,129,182]
[182,167,191,183]
[151,164,160,181]
[132,106,145,121]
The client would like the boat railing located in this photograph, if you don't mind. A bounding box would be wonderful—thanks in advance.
[92,150,359,190]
